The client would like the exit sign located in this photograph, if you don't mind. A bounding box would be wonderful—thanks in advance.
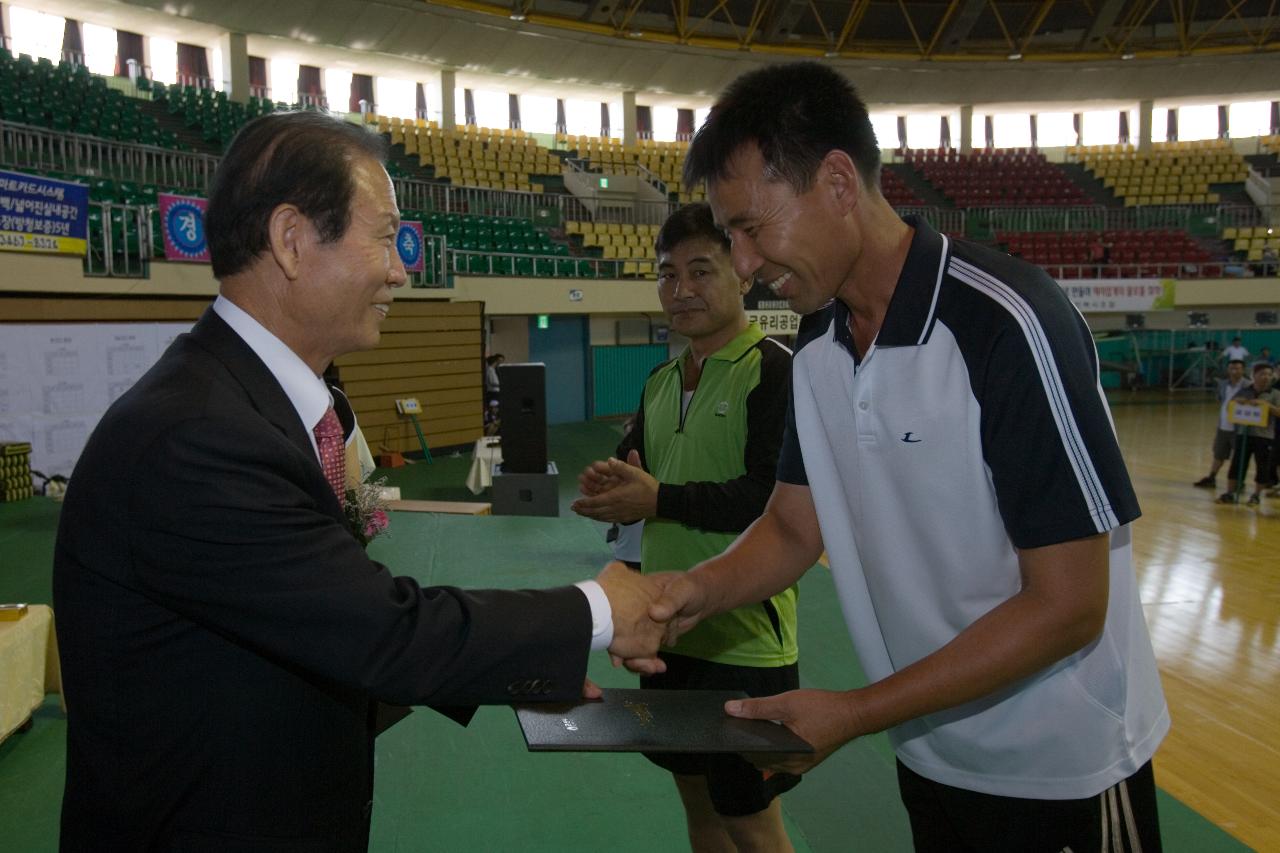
[599,177,609,189]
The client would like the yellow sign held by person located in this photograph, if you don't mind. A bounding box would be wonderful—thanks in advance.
[1227,399,1270,428]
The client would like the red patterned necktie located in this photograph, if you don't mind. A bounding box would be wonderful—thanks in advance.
[313,406,346,506]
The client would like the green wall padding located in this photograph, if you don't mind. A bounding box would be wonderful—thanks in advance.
[591,344,668,418]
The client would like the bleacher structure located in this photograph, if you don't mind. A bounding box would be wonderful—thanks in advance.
[905,149,1091,207]
[1223,225,1280,263]
[164,85,277,151]
[1072,140,1244,206]
[565,220,660,278]
[0,53,175,147]
[371,115,558,193]
[555,134,704,205]
[880,167,927,207]
[2,46,1275,289]
[998,229,1220,278]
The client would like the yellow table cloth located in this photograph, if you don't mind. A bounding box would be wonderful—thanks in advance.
[0,604,63,744]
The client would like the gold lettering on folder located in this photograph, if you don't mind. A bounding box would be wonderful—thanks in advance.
[623,700,654,727]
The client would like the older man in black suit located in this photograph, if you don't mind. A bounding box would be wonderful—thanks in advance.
[53,111,663,852]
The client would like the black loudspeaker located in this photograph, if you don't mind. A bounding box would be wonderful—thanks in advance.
[1125,313,1145,330]
[1256,310,1278,325]
[498,363,547,473]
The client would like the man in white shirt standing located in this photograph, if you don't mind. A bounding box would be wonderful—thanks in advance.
[1193,357,1249,489]
[632,62,1169,853]
[1222,336,1249,365]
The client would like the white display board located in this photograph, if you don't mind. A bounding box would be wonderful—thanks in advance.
[0,323,193,483]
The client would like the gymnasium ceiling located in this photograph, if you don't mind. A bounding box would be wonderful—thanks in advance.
[438,0,1280,61]
[34,0,1280,105]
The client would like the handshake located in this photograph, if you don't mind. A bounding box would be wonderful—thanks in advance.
[593,561,704,674]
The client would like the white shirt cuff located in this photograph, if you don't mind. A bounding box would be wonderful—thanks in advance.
[574,580,614,651]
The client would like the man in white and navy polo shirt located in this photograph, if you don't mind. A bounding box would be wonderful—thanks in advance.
[633,62,1169,852]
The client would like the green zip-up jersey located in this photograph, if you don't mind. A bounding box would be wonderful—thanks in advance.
[620,323,797,667]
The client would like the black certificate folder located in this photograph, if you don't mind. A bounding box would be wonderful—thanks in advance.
[514,688,813,754]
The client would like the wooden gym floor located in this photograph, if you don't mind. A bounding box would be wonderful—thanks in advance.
[1112,394,1278,851]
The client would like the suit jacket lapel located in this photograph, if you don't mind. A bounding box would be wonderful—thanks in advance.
[185,308,348,525]
[187,307,316,460]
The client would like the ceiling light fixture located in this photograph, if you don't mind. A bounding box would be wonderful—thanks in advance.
[1120,52,1136,60]
[509,12,526,21]
[1007,52,1023,61]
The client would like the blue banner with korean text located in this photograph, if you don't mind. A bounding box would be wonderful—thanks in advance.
[0,170,89,256]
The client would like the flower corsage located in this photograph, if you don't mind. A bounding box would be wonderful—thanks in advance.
[344,475,391,547]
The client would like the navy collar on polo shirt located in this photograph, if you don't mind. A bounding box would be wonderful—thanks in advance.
[875,215,949,347]
[829,214,950,360]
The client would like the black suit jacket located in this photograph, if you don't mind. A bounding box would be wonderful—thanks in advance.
[53,308,591,852]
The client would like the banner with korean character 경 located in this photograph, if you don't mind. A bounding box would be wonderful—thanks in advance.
[159,193,210,263]
[397,221,425,273]
[0,170,89,256]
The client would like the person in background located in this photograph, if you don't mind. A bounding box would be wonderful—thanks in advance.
[484,353,504,399]
[631,61,1168,853]
[1218,361,1280,505]
[1222,336,1249,365]
[1193,358,1249,490]
[483,398,501,436]
[53,110,666,853]
[573,202,798,852]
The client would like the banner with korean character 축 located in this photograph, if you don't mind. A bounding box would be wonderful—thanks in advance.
[159,193,210,263]
[397,221,425,273]
[0,170,89,256]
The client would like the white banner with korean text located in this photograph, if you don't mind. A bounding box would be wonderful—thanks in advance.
[1057,279,1176,313]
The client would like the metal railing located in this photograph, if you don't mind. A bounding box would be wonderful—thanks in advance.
[448,248,633,280]
[84,201,151,278]
[176,74,219,92]
[962,204,1250,235]
[636,162,668,198]
[1038,261,1278,280]
[0,120,216,191]
[405,233,449,288]
[898,206,967,235]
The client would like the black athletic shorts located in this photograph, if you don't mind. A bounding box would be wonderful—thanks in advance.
[640,651,802,817]
[897,758,1162,853]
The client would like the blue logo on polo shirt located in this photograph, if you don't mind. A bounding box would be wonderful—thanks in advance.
[901,432,922,443]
